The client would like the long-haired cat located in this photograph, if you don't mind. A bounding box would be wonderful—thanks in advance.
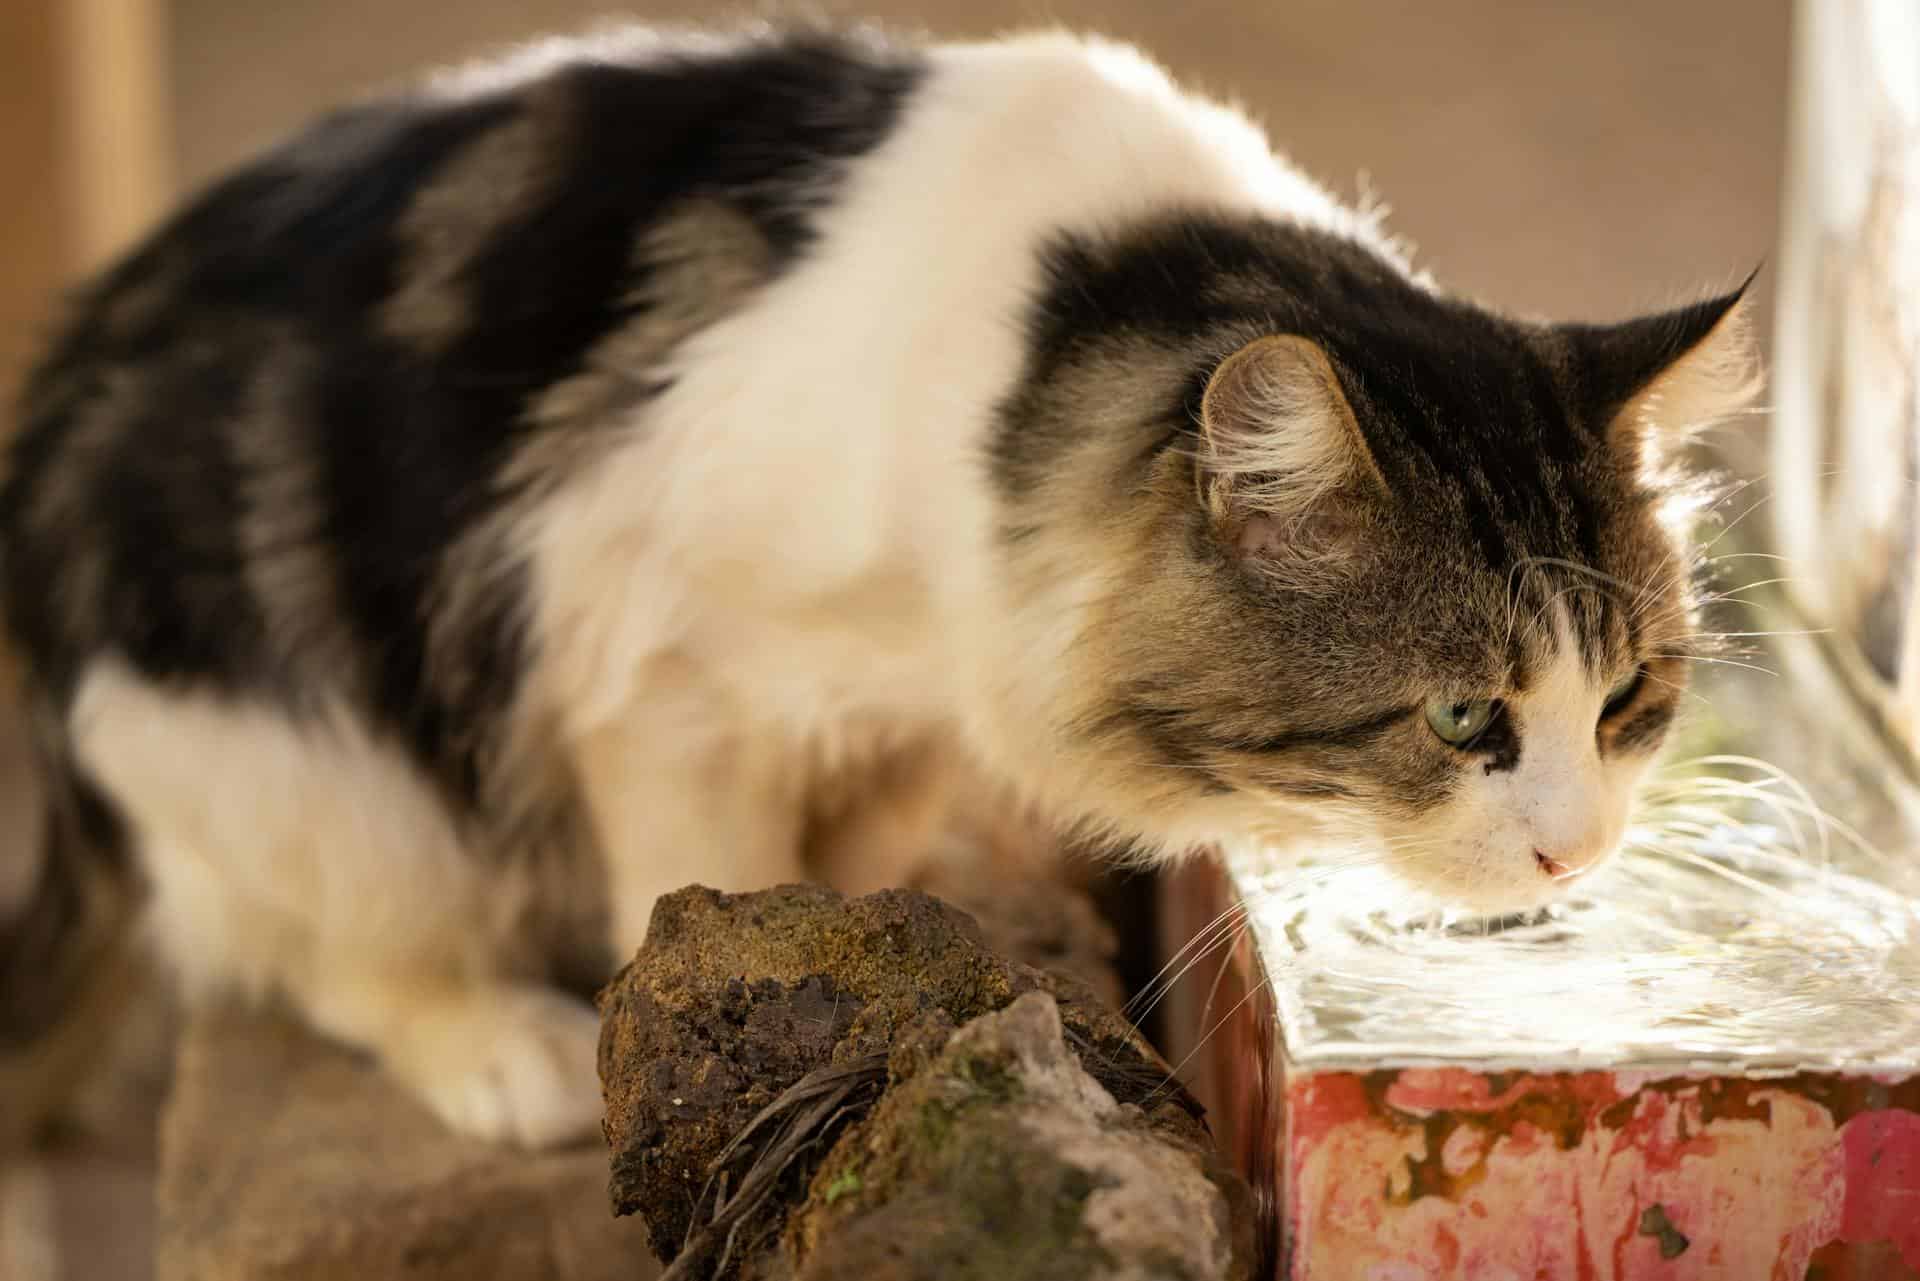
[0,24,1756,1147]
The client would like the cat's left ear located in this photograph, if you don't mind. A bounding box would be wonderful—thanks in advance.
[1197,334,1386,561]
[1559,274,1764,471]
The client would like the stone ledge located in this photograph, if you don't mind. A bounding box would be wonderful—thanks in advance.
[157,1008,655,1281]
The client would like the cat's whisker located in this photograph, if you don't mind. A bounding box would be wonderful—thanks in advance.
[1703,471,1770,516]
[1156,968,1275,1095]
[1688,628,1829,640]
[1126,895,1254,1006]
[1690,581,1798,613]
[1527,580,1615,638]
[1621,835,1805,907]
[1646,653,1779,677]
[1697,550,1790,566]
[1511,555,1636,597]
[1667,753,1878,867]
[1666,788,1869,859]
[1698,488,1781,555]
[1126,914,1252,1027]
[1636,670,1712,708]
[1181,915,1255,1043]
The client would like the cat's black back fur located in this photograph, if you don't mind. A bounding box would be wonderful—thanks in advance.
[0,27,923,1046]
[5,31,920,784]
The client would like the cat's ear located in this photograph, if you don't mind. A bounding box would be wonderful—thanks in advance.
[1197,334,1384,560]
[1560,275,1764,471]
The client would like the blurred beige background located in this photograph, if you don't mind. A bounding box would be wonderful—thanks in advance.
[12,3,1793,355]
[3,3,1790,1279]
[169,0,1791,321]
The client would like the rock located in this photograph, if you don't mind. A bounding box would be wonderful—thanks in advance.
[157,1009,654,1281]
[785,993,1253,1281]
[597,883,1218,1278]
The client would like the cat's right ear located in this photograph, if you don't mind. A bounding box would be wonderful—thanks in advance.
[1197,334,1384,561]
[1560,278,1763,473]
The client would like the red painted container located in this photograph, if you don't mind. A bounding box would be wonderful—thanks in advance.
[1163,843,1920,1280]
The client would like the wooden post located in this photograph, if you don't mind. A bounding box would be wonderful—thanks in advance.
[61,0,174,276]
[0,0,71,405]
[1768,0,1920,761]
[0,0,170,405]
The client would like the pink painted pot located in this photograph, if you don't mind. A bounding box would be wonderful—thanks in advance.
[1162,855,1920,1281]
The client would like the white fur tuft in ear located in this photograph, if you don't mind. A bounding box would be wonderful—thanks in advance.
[1197,334,1382,558]
[1617,297,1766,465]
[1565,283,1768,476]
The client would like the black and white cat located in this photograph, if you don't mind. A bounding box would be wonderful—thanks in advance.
[0,25,1755,1146]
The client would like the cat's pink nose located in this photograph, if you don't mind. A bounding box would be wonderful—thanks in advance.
[1534,849,1585,880]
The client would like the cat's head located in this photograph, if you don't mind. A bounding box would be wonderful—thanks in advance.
[987,218,1759,913]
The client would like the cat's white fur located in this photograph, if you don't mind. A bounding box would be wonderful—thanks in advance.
[68,34,1630,1146]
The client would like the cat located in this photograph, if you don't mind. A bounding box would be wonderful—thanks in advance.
[0,22,1757,1148]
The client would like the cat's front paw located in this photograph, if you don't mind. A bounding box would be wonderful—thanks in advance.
[389,985,604,1148]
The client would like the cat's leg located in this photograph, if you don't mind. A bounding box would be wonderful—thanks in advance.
[70,663,602,1148]
[571,706,808,960]
[805,739,960,896]
[297,969,602,1148]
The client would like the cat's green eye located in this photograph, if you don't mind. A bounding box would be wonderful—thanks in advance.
[1424,696,1498,747]
[1603,666,1646,717]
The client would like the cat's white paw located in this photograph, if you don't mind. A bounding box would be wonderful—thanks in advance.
[390,985,604,1149]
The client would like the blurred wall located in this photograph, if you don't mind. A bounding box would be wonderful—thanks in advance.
[170,0,1791,326]
[1,1,71,401]
[1,0,171,397]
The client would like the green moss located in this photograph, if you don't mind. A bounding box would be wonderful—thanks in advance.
[910,1129,1113,1280]
[879,1046,1023,1163]
[796,1045,1118,1275]
[911,1099,952,1153]
[949,1051,1021,1102]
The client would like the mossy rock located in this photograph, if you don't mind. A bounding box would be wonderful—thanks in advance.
[782,994,1252,1281]
[596,884,1210,1276]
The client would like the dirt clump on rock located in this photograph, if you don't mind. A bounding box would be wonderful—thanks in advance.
[597,882,1251,1281]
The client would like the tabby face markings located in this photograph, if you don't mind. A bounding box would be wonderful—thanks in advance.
[994,210,1750,913]
[1368,601,1679,911]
